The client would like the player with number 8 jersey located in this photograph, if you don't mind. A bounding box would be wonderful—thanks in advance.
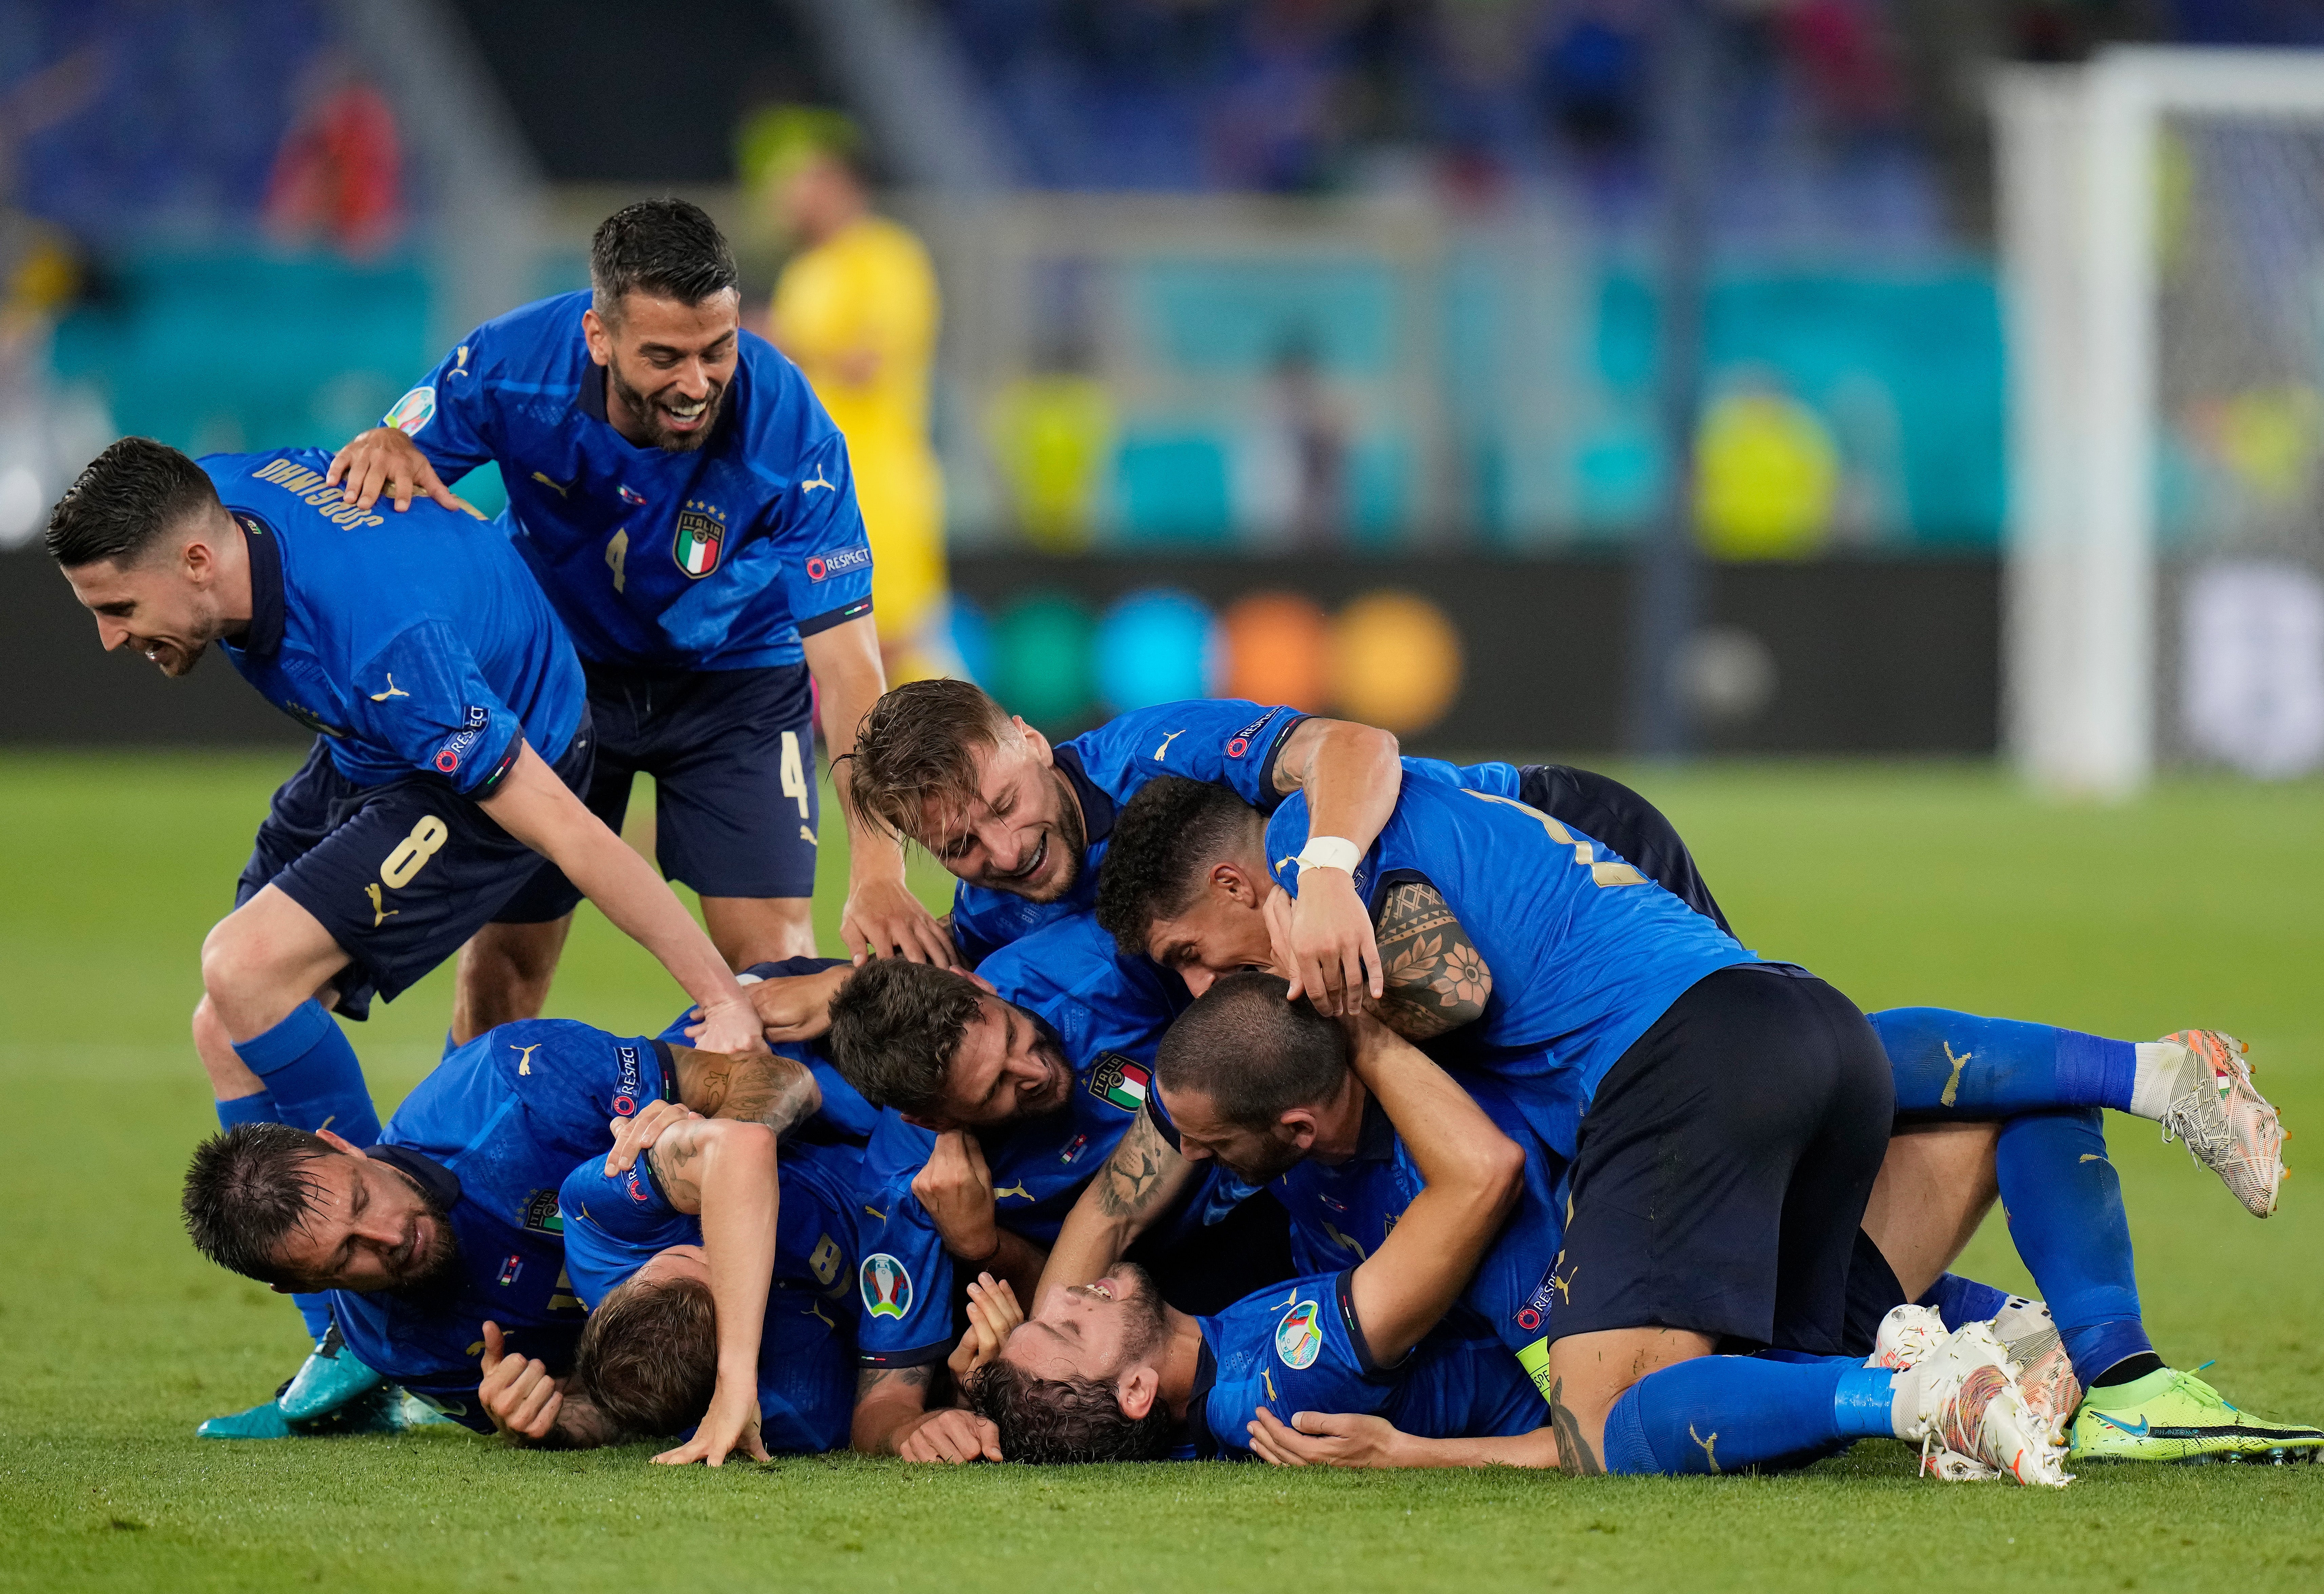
[326,198,953,1045]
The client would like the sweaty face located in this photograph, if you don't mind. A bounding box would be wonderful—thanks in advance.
[1145,887,1281,999]
[596,290,741,452]
[1155,1082,1307,1185]
[268,1151,460,1293]
[937,995,1075,1127]
[1002,1265,1169,1385]
[62,543,231,678]
[924,732,1087,903]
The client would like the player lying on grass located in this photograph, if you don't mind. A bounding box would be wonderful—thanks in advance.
[48,436,772,1402]
[972,1005,2076,1481]
[481,1100,863,1464]
[328,198,943,1006]
[798,916,1293,1460]
[179,1017,821,1441]
[1049,974,2324,1471]
[1093,774,2311,1467]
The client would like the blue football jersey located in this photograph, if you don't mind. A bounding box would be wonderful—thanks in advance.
[328,1020,669,1430]
[205,449,585,797]
[949,702,1529,966]
[1187,1272,1546,1460]
[853,915,1183,1364]
[1266,771,1756,1152]
[557,1137,862,1453]
[384,292,873,671]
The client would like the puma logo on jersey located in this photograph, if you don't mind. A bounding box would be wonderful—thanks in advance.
[511,1043,541,1076]
[993,1180,1035,1203]
[800,825,818,845]
[531,471,577,499]
[364,882,397,927]
[801,465,836,493]
[1152,729,1186,760]
[369,675,410,701]
[1690,1425,1721,1474]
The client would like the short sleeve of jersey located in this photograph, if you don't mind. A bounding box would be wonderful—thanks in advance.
[494,1020,668,1145]
[1069,700,1306,815]
[556,1153,692,1308]
[852,1114,957,1365]
[1202,1272,1397,1459]
[347,618,526,795]
[386,323,502,481]
[758,429,874,635]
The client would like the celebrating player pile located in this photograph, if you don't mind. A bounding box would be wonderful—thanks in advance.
[48,198,2316,1477]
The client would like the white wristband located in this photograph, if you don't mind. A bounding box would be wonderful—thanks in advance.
[1294,836,1363,876]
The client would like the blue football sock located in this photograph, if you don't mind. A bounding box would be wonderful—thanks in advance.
[1873,1008,2136,1115]
[1600,1355,1893,1476]
[1917,1273,2012,1331]
[213,1090,333,1341]
[231,1000,380,1148]
[1998,1109,2154,1385]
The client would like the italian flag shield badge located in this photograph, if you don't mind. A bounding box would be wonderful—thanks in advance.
[673,504,725,578]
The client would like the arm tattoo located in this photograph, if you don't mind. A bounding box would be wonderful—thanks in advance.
[646,1133,704,1208]
[1546,1377,1603,1477]
[1371,881,1493,1039]
[1095,1111,1180,1220]
[857,1363,933,1399]
[722,1056,822,1137]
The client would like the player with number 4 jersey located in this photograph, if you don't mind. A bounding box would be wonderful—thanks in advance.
[326,198,950,1048]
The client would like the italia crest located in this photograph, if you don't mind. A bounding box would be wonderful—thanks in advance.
[673,499,727,578]
[861,1252,913,1319]
[1088,1053,1151,1113]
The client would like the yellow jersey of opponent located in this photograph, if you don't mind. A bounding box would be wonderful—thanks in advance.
[772,215,948,664]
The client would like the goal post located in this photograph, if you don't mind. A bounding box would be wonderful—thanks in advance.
[1996,47,2324,798]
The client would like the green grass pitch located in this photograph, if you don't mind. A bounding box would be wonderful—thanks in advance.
[2,751,2320,1592]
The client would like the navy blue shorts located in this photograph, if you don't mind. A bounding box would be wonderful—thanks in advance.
[235,718,595,1022]
[1547,964,1893,1356]
[507,661,819,909]
[1518,764,1733,936]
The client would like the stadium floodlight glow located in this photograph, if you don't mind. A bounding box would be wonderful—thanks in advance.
[1996,47,2324,799]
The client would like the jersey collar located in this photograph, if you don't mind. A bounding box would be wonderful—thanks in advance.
[1183,1331,1222,1459]
[1052,744,1116,845]
[1353,1095,1397,1163]
[233,511,286,660]
[369,1143,463,1210]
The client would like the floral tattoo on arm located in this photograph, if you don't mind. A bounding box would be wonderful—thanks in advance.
[1371,880,1493,1038]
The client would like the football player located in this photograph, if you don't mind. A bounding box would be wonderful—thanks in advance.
[326,199,948,1039]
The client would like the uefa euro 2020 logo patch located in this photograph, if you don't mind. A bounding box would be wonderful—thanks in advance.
[1275,1297,1323,1369]
[384,386,435,437]
[861,1252,913,1319]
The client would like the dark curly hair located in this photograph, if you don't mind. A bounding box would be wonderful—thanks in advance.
[966,1359,1175,1464]
[1093,776,1267,959]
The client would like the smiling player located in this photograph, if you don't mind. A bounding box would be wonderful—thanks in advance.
[326,199,948,1044]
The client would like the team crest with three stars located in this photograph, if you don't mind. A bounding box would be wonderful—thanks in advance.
[673,499,727,578]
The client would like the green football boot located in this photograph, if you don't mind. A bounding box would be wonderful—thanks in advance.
[277,1325,386,1421]
[195,1398,298,1440]
[2070,1365,2324,1464]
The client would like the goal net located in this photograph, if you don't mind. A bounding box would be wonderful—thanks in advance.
[1997,48,2324,795]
